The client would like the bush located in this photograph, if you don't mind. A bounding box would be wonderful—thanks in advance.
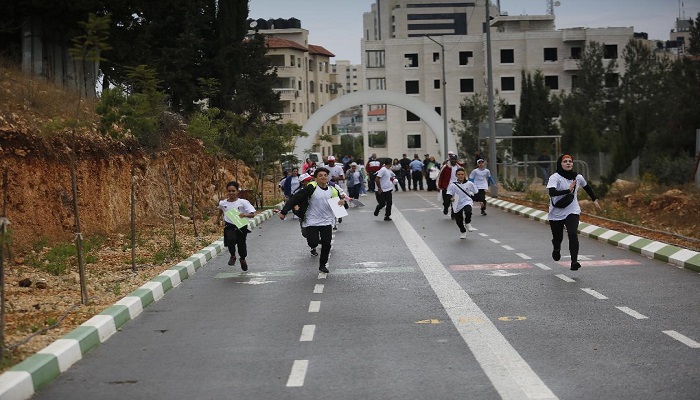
[641,155,695,185]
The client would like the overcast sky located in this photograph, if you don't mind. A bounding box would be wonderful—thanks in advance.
[248,0,700,64]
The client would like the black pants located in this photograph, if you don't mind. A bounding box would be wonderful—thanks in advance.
[441,190,452,214]
[223,223,248,258]
[368,172,378,192]
[348,183,361,200]
[306,225,333,268]
[453,205,473,233]
[550,214,580,262]
[411,170,423,190]
[375,190,393,217]
[473,189,487,211]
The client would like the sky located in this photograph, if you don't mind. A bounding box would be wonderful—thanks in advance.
[248,0,700,64]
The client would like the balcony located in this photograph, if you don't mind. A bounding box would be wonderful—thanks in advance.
[563,58,580,71]
[273,88,300,100]
[562,29,586,42]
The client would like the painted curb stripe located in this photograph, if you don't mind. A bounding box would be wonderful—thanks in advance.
[0,205,285,400]
[486,197,699,273]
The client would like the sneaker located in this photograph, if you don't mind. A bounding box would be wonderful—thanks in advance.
[481,209,487,216]
[228,255,236,266]
[310,248,319,257]
[338,218,342,223]
[319,265,329,273]
[467,224,476,232]
[374,208,380,216]
[552,249,561,261]
[570,261,581,271]
[333,225,338,231]
[443,207,449,215]
[460,232,467,239]
[384,216,392,221]
[240,259,248,271]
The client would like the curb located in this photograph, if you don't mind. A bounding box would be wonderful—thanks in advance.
[486,197,700,273]
[0,206,282,400]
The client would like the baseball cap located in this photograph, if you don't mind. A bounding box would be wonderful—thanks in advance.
[327,156,336,161]
[299,173,313,182]
[350,162,358,166]
[449,153,458,159]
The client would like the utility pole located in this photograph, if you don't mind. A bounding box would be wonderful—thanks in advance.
[425,35,449,160]
[485,0,499,197]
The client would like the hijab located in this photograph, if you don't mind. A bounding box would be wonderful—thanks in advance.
[555,154,577,180]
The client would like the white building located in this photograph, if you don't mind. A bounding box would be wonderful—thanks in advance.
[361,0,634,161]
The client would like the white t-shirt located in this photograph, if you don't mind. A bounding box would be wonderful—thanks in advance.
[289,176,300,194]
[446,180,477,213]
[547,172,587,221]
[376,166,395,192]
[469,168,492,190]
[303,185,337,227]
[218,198,256,224]
[327,164,345,182]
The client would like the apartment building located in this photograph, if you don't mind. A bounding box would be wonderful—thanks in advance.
[361,0,634,160]
[255,18,337,157]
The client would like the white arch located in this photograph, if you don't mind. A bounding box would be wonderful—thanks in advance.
[297,90,456,162]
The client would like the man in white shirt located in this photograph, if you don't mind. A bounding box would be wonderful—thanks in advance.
[374,159,396,221]
[326,156,345,188]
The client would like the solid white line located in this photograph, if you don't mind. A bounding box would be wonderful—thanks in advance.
[300,325,316,341]
[490,239,501,244]
[502,245,515,251]
[516,253,531,260]
[615,306,648,320]
[286,360,309,387]
[663,330,700,348]
[581,288,608,300]
[308,301,321,313]
[555,274,576,283]
[535,263,552,271]
[313,284,324,294]
[391,209,557,400]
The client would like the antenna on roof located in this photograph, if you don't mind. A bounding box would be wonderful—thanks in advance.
[546,0,561,16]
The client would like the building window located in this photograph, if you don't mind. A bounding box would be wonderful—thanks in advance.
[292,103,296,112]
[604,44,618,59]
[309,80,315,93]
[367,78,386,90]
[311,102,316,113]
[366,50,385,68]
[570,47,581,59]
[407,134,421,149]
[500,49,514,64]
[459,78,474,93]
[297,58,301,67]
[433,52,440,62]
[405,53,419,68]
[406,111,421,122]
[503,104,516,118]
[544,47,558,62]
[501,76,515,91]
[434,106,441,116]
[544,75,559,90]
[298,80,302,90]
[369,131,387,148]
[289,55,295,66]
[434,79,441,89]
[309,62,314,72]
[571,75,578,90]
[459,51,473,66]
[605,73,619,88]
[405,80,420,94]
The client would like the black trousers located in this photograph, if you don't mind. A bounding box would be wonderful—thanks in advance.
[549,214,580,262]
[411,170,424,190]
[223,223,248,258]
[348,183,361,200]
[375,190,393,217]
[453,205,473,233]
[368,172,378,192]
[441,190,452,213]
[473,189,487,211]
[306,225,333,267]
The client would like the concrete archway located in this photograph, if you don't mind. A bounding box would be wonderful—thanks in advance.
[297,90,456,162]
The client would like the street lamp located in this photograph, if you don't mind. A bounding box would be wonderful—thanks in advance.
[484,1,499,197]
[424,35,448,161]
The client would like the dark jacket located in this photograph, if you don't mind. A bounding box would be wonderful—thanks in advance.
[280,182,340,221]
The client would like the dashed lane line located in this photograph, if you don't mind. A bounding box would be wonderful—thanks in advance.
[286,360,309,387]
[555,274,576,283]
[581,288,608,300]
[516,253,532,260]
[535,263,552,271]
[615,306,648,320]
[313,284,324,294]
[308,301,321,313]
[662,330,700,348]
[300,325,316,342]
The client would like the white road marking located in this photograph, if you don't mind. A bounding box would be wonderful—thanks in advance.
[308,301,321,313]
[502,245,515,251]
[615,306,648,320]
[286,359,309,387]
[535,263,552,270]
[478,233,489,237]
[313,284,324,294]
[581,288,608,300]
[317,272,327,279]
[391,209,557,400]
[300,325,316,341]
[662,330,700,348]
[487,270,521,277]
[490,239,501,244]
[555,274,576,283]
[516,253,531,260]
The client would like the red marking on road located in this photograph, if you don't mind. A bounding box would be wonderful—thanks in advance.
[450,263,533,271]
[556,259,642,267]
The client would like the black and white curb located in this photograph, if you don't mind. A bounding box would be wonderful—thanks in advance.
[0,206,281,400]
[486,197,700,273]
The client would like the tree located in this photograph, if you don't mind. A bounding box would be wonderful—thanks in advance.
[512,70,560,156]
[688,12,700,56]
[451,92,508,161]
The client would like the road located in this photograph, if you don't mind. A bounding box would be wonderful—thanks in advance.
[33,190,700,400]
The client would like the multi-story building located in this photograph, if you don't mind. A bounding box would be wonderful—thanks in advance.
[332,60,365,136]
[255,18,337,157]
[361,0,634,161]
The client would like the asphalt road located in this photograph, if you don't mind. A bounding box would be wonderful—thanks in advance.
[33,190,700,400]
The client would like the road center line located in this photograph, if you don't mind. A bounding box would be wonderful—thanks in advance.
[581,288,608,300]
[286,359,309,387]
[300,325,316,341]
[489,238,501,244]
[535,263,552,270]
[308,301,321,313]
[313,284,324,294]
[662,330,700,348]
[516,253,531,260]
[615,306,648,319]
[555,274,576,283]
[391,208,557,400]
[502,245,515,251]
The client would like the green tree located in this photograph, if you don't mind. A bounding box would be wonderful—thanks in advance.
[451,92,507,161]
[512,70,560,156]
[688,12,700,56]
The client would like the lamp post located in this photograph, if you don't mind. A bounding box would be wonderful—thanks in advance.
[425,35,448,160]
[484,1,499,197]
